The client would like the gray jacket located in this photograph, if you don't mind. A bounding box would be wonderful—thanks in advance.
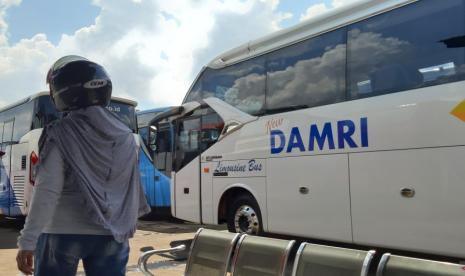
[18,106,150,250]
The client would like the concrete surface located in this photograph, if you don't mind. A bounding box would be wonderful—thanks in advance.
[0,217,226,276]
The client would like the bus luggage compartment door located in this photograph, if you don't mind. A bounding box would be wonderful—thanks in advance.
[350,147,465,258]
[267,154,352,243]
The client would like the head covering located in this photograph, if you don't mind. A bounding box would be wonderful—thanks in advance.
[39,106,150,242]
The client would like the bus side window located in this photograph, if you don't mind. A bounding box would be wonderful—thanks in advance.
[200,112,224,152]
[175,117,201,171]
[265,27,346,112]
[13,101,34,142]
[2,120,14,145]
[347,0,465,99]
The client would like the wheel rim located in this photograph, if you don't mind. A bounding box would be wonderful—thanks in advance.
[234,204,260,234]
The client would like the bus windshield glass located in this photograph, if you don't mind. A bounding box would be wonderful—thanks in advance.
[32,95,62,129]
[31,96,137,133]
[138,112,159,128]
[106,101,137,133]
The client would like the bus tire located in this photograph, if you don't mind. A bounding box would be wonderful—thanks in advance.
[227,194,263,235]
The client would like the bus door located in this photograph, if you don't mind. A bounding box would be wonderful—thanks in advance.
[172,116,202,222]
[170,107,225,222]
[152,122,173,178]
[147,121,172,208]
[0,119,14,216]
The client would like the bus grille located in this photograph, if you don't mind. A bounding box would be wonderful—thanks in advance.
[12,176,25,206]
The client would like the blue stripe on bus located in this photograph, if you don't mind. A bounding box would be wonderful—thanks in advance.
[0,188,9,214]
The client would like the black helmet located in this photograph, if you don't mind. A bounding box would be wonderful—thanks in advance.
[47,55,112,111]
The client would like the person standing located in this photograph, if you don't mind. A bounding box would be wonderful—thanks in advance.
[16,55,150,276]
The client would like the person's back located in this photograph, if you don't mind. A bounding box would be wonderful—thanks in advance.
[16,56,150,276]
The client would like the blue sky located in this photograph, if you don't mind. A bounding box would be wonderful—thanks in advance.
[6,0,100,44]
[278,0,330,27]
[0,0,349,110]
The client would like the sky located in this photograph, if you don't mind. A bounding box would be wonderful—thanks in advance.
[0,0,359,110]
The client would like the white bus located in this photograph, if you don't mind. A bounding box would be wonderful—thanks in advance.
[151,0,465,258]
[0,92,137,217]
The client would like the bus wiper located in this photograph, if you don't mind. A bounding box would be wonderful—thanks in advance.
[266,104,309,114]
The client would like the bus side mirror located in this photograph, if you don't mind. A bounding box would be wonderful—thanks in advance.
[0,151,5,157]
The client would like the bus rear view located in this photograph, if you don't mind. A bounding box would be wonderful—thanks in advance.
[0,92,138,218]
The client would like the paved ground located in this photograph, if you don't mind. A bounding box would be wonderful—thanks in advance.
[0,217,226,276]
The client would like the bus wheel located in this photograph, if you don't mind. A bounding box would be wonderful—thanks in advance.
[227,194,262,235]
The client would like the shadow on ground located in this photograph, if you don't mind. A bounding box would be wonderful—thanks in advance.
[125,258,186,274]
[0,217,23,249]
[137,219,226,234]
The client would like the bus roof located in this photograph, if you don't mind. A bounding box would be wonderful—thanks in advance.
[207,0,415,69]
[0,91,48,114]
[111,96,138,107]
[0,91,138,113]
[137,107,172,115]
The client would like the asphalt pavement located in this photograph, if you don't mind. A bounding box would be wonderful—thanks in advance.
[0,217,23,250]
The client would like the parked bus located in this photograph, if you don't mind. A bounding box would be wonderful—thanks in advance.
[137,107,172,214]
[0,92,137,217]
[150,0,465,258]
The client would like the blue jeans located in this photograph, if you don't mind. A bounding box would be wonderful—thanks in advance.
[34,234,129,276]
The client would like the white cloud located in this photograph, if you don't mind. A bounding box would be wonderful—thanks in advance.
[0,0,21,5]
[300,0,360,22]
[0,0,287,110]
[300,3,329,21]
[0,0,21,46]
[0,34,56,96]
[191,0,288,77]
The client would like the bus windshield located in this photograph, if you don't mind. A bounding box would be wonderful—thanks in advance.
[138,112,159,129]
[32,95,62,130]
[31,95,137,133]
[107,101,137,133]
